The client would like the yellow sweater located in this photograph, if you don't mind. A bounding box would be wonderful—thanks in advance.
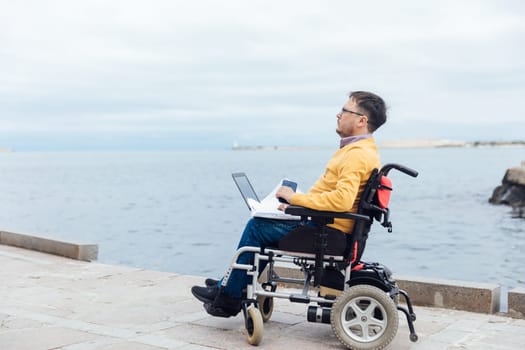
[290,137,380,233]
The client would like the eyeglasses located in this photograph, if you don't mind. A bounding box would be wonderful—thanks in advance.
[340,107,365,116]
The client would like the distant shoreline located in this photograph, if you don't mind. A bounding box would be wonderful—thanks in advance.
[2,141,524,153]
[232,140,525,151]
[379,139,525,149]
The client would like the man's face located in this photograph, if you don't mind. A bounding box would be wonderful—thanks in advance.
[336,98,366,137]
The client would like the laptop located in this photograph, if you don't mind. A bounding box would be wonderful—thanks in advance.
[232,172,260,210]
[231,172,300,220]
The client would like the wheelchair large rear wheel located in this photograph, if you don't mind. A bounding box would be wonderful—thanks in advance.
[331,284,398,350]
[245,306,264,345]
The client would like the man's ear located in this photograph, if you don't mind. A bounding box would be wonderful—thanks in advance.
[360,116,369,129]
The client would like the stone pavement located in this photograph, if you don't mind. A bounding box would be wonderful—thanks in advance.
[1,244,525,350]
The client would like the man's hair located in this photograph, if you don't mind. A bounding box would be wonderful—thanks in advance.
[349,91,387,132]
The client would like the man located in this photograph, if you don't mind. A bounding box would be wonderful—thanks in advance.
[191,90,387,317]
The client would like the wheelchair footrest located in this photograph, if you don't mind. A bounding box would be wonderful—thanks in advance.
[289,294,310,303]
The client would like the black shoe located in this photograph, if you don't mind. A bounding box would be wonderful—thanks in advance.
[203,302,236,318]
[205,278,220,287]
[191,285,218,303]
[203,291,242,318]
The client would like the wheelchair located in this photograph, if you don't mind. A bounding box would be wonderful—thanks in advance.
[220,163,419,349]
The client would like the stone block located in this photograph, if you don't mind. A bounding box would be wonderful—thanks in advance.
[0,230,98,261]
[508,287,525,319]
[395,275,500,314]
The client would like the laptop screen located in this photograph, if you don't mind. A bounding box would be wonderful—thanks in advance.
[232,172,260,209]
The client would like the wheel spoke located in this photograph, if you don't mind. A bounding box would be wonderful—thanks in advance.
[342,302,365,338]
[349,300,362,314]
[364,299,379,317]
[342,317,361,329]
[370,316,387,328]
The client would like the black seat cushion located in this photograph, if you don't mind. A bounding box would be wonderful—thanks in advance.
[278,225,347,256]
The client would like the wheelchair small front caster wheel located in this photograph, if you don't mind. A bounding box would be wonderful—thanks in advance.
[245,306,263,345]
[410,333,418,342]
[257,295,274,322]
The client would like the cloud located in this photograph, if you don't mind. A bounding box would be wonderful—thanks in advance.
[1,0,524,149]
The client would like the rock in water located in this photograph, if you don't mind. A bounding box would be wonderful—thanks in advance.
[489,161,525,218]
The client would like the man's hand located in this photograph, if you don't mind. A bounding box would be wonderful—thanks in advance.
[276,186,295,205]
[277,203,289,211]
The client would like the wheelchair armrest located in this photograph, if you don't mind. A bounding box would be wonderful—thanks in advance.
[285,205,371,222]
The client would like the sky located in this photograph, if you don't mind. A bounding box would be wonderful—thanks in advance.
[1,0,524,151]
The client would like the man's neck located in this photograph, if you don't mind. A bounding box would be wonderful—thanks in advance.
[339,133,372,148]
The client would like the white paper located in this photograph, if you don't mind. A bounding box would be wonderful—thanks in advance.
[248,180,302,220]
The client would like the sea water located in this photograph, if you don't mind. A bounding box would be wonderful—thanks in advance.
[0,147,524,294]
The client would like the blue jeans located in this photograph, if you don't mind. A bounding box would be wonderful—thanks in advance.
[220,217,306,298]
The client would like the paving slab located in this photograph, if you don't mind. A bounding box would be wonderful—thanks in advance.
[1,244,524,350]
